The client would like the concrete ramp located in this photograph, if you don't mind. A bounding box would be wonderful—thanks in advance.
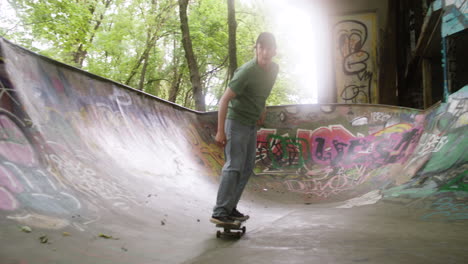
[0,37,467,263]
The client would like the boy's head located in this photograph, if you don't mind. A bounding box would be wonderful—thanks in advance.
[255,32,277,67]
[255,32,276,49]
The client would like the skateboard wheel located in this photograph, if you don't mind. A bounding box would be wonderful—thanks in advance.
[241,226,246,234]
[216,230,221,238]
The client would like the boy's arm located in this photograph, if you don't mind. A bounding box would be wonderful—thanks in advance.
[216,87,237,147]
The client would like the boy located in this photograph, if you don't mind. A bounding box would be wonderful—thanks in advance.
[211,32,278,224]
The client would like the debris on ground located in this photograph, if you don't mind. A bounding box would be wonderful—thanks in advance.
[98,233,119,240]
[39,235,48,244]
[62,232,71,237]
[21,226,32,233]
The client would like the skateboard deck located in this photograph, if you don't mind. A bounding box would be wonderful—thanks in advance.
[215,222,246,238]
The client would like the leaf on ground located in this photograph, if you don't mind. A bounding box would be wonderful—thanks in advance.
[39,235,48,244]
[98,233,119,240]
[21,226,32,233]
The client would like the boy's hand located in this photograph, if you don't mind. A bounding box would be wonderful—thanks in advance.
[257,110,267,126]
[215,131,227,147]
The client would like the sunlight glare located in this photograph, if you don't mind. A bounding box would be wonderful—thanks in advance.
[267,0,331,104]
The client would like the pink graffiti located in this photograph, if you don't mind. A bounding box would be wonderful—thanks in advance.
[0,186,18,210]
[0,163,23,193]
[256,124,423,169]
[299,125,355,165]
[0,115,38,166]
[256,128,277,162]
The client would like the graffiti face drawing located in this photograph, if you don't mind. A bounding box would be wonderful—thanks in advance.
[334,19,374,103]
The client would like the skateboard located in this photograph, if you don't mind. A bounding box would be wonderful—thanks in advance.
[215,222,246,238]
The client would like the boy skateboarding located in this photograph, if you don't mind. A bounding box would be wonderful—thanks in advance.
[210,32,278,225]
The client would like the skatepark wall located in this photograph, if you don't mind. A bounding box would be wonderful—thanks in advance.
[0,36,467,243]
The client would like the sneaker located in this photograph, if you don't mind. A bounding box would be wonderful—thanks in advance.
[210,215,237,225]
[230,208,249,221]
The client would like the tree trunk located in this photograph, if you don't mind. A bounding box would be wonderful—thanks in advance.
[126,1,176,86]
[125,33,158,86]
[227,0,238,82]
[73,0,113,67]
[178,0,205,111]
[168,37,182,102]
[138,46,151,91]
[168,72,183,102]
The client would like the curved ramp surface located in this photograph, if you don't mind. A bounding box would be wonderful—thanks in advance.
[0,38,467,264]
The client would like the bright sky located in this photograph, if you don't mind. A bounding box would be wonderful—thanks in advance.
[0,0,17,28]
[261,0,331,104]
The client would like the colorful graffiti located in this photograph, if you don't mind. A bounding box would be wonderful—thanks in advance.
[256,124,422,171]
[0,38,232,239]
[421,197,468,221]
[250,88,467,201]
[254,122,424,198]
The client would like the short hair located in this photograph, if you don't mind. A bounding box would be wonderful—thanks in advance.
[256,32,276,49]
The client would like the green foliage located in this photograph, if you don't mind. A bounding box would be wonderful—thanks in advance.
[2,0,300,110]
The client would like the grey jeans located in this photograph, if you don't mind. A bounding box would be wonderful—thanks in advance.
[213,119,257,217]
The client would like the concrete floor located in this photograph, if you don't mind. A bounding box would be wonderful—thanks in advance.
[2,199,467,264]
[188,203,468,264]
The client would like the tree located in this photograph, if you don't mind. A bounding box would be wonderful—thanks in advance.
[124,0,177,90]
[73,0,114,67]
[227,0,238,82]
[178,0,205,111]
[8,0,115,68]
[3,0,300,109]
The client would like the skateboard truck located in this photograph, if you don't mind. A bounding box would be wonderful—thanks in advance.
[215,222,246,238]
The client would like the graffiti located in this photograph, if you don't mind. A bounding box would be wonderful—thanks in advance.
[0,81,20,106]
[46,152,136,209]
[447,98,467,118]
[109,85,133,106]
[341,84,369,103]
[266,134,308,169]
[1,159,82,215]
[284,165,371,197]
[254,121,426,198]
[256,124,423,172]
[256,128,277,167]
[422,127,467,173]
[371,112,392,123]
[417,133,449,156]
[440,171,468,192]
[421,197,468,221]
[0,108,93,228]
[183,124,224,176]
[334,14,377,104]
[0,110,37,166]
[442,0,468,37]
[336,190,382,208]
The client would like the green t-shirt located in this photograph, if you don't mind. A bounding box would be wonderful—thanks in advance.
[227,59,279,125]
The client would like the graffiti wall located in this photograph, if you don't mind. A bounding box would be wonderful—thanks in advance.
[246,104,426,202]
[333,13,378,104]
[247,87,467,204]
[0,36,467,230]
[0,38,220,233]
